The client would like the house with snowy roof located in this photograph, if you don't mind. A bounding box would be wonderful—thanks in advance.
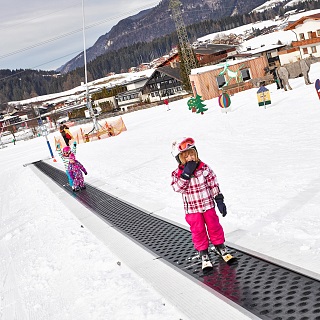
[281,13,320,64]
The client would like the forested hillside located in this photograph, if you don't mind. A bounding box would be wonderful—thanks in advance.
[59,0,268,73]
[0,0,319,106]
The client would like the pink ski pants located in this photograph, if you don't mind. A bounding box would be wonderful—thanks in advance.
[185,208,225,252]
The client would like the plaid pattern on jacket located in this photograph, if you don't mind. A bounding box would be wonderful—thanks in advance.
[171,161,220,214]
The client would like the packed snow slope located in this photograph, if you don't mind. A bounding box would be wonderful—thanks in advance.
[2,62,320,319]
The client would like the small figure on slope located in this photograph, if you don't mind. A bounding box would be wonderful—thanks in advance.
[164,98,170,111]
[60,124,73,146]
[68,154,87,192]
[56,142,77,189]
[171,137,229,271]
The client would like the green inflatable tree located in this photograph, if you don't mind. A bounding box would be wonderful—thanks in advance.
[194,94,207,114]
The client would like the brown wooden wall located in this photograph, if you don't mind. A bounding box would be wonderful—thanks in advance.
[189,56,268,100]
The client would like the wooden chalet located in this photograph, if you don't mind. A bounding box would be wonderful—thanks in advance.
[189,56,269,100]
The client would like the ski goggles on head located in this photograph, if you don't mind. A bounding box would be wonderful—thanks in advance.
[63,151,71,156]
[178,137,195,152]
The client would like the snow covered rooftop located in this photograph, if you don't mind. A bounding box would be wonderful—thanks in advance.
[8,69,155,107]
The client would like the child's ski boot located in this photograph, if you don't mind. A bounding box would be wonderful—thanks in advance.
[212,244,237,265]
[199,249,213,271]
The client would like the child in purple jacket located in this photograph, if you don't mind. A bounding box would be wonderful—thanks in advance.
[68,154,87,192]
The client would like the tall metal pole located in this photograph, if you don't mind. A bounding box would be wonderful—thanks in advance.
[34,104,54,158]
[82,0,99,131]
[169,0,198,76]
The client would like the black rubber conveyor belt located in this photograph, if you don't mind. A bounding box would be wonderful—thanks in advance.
[33,160,320,320]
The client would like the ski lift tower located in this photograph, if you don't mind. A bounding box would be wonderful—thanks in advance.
[82,0,99,131]
[169,0,198,77]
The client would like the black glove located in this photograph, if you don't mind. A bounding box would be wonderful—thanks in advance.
[84,172,87,175]
[181,161,197,180]
[215,194,227,217]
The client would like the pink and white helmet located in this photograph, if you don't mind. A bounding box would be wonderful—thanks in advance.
[62,146,71,156]
[171,137,197,164]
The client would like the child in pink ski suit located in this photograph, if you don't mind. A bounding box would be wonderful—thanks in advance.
[68,154,87,191]
[171,137,228,261]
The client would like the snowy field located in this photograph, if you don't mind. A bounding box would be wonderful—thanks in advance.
[2,61,320,319]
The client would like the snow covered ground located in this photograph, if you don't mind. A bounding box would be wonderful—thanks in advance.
[2,64,320,319]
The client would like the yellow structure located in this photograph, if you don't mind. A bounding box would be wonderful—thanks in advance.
[257,86,271,107]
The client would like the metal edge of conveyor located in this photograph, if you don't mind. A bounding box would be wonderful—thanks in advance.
[227,242,320,282]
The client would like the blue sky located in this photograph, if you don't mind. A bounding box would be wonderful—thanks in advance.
[0,0,158,71]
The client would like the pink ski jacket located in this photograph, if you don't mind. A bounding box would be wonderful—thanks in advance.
[171,161,220,214]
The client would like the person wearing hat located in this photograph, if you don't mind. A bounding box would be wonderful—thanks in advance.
[68,153,87,192]
[56,142,77,189]
[171,137,228,271]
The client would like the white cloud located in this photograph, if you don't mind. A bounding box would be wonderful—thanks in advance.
[0,0,158,70]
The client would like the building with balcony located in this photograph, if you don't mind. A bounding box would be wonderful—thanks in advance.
[283,13,320,63]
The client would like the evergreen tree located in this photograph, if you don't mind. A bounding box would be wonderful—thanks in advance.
[187,94,207,114]
[194,94,207,114]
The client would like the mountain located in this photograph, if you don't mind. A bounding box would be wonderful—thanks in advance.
[58,0,269,73]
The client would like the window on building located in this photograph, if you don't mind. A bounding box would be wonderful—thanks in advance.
[299,33,305,40]
[303,47,308,55]
[311,46,317,53]
[216,75,226,88]
[240,68,251,81]
[317,30,320,37]
[307,31,313,39]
